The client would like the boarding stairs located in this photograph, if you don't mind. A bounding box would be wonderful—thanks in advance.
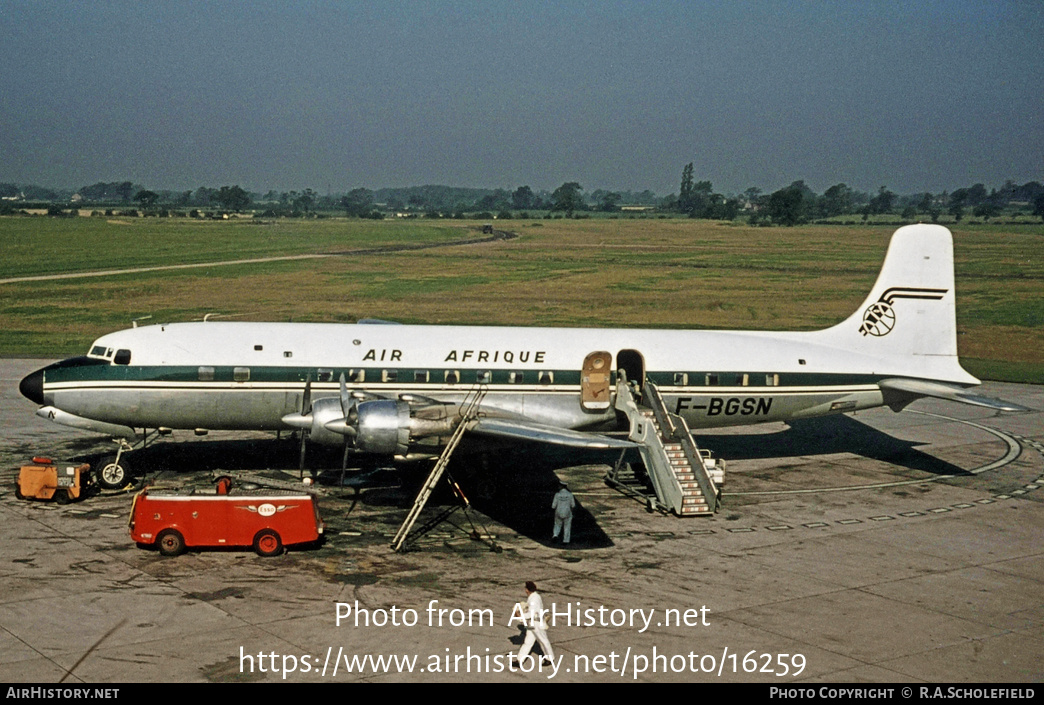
[611,378,722,515]
[391,386,494,552]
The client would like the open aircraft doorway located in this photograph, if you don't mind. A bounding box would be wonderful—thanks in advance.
[616,349,645,386]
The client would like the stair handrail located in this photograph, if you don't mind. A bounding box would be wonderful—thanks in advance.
[643,381,719,513]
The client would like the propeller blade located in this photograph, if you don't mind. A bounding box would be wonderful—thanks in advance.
[339,373,351,418]
[298,428,308,479]
[301,375,312,414]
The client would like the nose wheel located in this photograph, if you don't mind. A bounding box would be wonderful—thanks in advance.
[97,440,136,490]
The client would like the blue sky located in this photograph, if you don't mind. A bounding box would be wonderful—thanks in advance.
[1,0,1041,196]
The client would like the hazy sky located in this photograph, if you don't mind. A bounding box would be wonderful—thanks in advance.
[2,1,1041,196]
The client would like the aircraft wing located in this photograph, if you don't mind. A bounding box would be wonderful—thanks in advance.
[879,378,1031,413]
[471,417,637,450]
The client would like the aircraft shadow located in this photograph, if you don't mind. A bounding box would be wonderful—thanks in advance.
[458,445,615,550]
[82,437,305,479]
[83,436,613,549]
[695,414,970,476]
[341,449,614,550]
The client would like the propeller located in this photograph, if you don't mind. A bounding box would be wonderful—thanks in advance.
[321,374,360,440]
[278,375,314,478]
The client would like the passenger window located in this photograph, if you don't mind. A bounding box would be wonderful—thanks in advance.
[705,374,719,386]
[444,370,460,384]
[347,369,364,382]
[476,370,492,384]
[509,371,525,384]
[383,370,398,382]
[766,374,779,386]
[415,370,429,383]
[114,349,132,365]
[538,371,553,385]
[317,369,333,382]
[234,367,250,382]
[674,373,688,386]
[198,366,215,381]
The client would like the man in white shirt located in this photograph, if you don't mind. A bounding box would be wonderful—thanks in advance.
[517,581,554,665]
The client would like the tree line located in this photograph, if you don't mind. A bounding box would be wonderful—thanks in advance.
[2,173,1042,223]
[667,164,1044,226]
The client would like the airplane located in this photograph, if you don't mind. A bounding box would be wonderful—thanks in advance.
[19,224,1026,495]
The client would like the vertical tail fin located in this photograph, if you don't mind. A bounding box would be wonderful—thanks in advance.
[817,224,978,384]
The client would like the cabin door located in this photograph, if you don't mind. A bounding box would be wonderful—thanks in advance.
[616,349,645,387]
[581,351,613,411]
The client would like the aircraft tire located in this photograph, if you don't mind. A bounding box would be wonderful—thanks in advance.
[55,489,72,505]
[157,529,185,557]
[253,529,283,557]
[14,482,25,500]
[98,455,132,490]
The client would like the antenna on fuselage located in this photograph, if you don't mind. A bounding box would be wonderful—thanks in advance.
[131,316,152,329]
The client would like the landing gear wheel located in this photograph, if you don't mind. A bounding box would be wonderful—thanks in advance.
[98,455,132,490]
[253,529,283,557]
[157,529,185,557]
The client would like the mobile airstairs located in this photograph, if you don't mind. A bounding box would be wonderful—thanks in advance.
[392,387,499,552]
[609,377,723,515]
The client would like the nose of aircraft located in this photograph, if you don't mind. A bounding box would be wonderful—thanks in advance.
[19,367,45,405]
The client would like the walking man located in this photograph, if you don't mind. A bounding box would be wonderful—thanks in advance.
[517,581,554,665]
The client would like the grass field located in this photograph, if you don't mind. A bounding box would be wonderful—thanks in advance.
[0,215,1040,382]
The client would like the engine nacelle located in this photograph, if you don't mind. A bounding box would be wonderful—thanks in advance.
[307,397,351,446]
[354,399,412,455]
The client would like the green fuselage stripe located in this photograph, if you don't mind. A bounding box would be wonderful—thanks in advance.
[44,364,883,389]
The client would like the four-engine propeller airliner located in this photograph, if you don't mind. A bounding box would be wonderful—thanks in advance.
[19,224,1025,490]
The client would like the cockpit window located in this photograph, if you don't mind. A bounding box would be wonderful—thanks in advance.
[89,346,108,358]
[113,349,132,365]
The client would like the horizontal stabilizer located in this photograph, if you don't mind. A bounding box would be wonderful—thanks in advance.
[472,418,636,450]
[879,379,1031,413]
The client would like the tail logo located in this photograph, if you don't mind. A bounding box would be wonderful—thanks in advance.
[859,287,948,337]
